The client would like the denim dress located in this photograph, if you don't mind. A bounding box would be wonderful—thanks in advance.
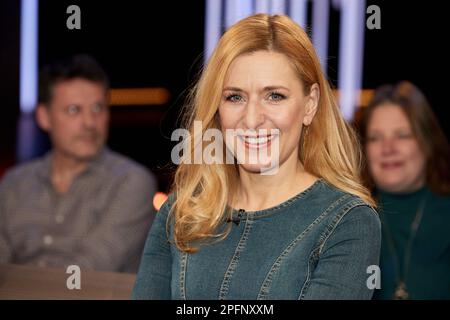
[132,179,381,300]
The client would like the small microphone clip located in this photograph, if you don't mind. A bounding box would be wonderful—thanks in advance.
[228,209,245,226]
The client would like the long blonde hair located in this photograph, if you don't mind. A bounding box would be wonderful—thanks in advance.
[171,14,375,253]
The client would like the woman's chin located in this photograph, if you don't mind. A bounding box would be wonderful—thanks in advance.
[238,162,278,175]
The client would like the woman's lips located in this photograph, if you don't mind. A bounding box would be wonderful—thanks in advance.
[238,134,278,150]
[380,161,403,169]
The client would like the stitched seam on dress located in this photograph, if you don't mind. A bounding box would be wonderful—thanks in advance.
[298,248,319,299]
[257,194,351,299]
[179,252,188,300]
[218,215,254,300]
[318,199,368,255]
[253,179,321,215]
[232,179,323,218]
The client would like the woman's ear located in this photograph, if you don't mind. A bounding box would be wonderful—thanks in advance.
[36,104,51,132]
[303,83,320,126]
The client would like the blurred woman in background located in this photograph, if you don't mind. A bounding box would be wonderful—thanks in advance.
[361,81,450,299]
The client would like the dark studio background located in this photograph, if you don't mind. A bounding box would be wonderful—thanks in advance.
[0,0,448,193]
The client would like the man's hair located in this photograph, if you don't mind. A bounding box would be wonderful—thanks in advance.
[38,54,110,106]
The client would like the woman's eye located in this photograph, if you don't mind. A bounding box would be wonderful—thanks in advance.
[226,94,244,103]
[397,133,413,139]
[67,105,80,115]
[367,135,380,143]
[268,92,286,101]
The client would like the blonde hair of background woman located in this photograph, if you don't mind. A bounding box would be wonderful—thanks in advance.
[170,14,375,253]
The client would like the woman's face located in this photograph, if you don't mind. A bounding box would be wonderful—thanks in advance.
[366,103,427,193]
[218,50,318,175]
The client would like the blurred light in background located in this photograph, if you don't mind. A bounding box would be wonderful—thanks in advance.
[255,0,270,16]
[312,0,330,72]
[288,0,307,27]
[332,89,374,108]
[334,0,366,120]
[205,0,222,61]
[225,0,252,28]
[20,0,38,114]
[109,88,170,106]
[204,0,366,121]
[270,0,287,15]
[17,0,39,162]
[153,192,169,211]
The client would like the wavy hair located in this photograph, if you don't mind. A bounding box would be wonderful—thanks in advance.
[170,14,375,253]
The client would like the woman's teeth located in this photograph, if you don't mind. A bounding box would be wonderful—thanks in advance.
[242,135,273,144]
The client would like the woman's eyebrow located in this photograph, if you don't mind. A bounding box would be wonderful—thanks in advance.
[262,85,290,92]
[222,87,243,92]
[222,86,290,92]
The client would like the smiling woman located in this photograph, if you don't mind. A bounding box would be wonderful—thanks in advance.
[132,14,381,300]
[218,51,319,177]
[361,81,450,300]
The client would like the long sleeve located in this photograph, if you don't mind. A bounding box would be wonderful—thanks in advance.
[132,197,173,299]
[300,205,381,300]
[40,168,157,273]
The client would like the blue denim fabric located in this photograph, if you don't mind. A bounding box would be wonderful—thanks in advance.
[132,179,381,300]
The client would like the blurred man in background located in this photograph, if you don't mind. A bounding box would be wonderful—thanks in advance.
[0,54,157,273]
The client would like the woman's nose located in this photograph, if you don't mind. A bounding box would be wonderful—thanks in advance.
[381,137,397,155]
[243,99,265,129]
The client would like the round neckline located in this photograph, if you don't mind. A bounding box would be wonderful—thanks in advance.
[228,178,324,218]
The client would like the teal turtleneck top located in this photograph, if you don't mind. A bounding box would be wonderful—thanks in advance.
[374,186,450,299]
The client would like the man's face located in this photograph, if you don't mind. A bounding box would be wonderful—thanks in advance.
[38,78,109,161]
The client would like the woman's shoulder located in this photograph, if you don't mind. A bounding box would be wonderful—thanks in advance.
[312,179,378,216]
[158,192,177,217]
[315,182,381,244]
[430,188,450,202]
[151,193,177,233]
[427,189,450,216]
[283,179,380,237]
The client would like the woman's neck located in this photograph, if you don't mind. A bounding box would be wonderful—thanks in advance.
[233,159,318,211]
[377,184,428,200]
